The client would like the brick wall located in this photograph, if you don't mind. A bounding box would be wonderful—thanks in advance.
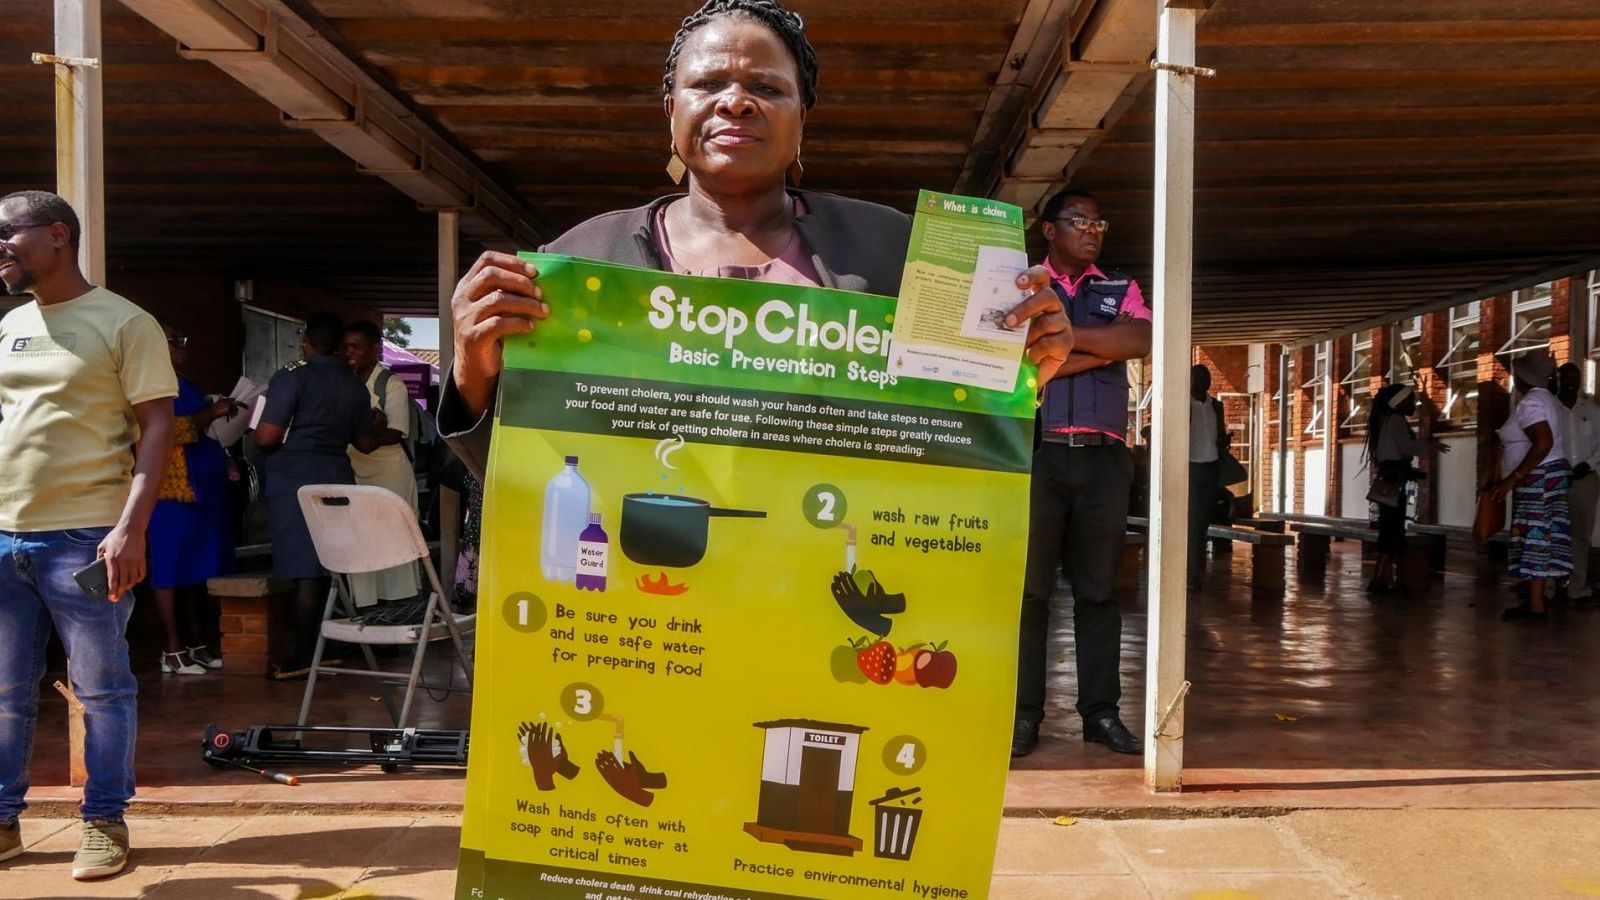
[1552,277,1574,364]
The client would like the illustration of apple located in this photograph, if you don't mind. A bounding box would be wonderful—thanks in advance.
[914,641,957,689]
[893,643,926,685]
[832,638,870,684]
[856,639,897,685]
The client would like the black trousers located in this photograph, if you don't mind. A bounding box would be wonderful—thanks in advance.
[1017,442,1133,726]
[1188,461,1220,581]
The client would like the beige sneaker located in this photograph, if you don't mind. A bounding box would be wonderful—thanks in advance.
[71,819,128,880]
[0,819,20,864]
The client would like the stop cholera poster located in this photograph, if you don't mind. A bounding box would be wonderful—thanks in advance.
[456,251,1036,899]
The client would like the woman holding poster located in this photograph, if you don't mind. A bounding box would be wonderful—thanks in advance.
[437,0,1072,473]
[443,3,1076,898]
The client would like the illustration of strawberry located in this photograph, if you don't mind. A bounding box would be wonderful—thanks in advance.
[856,639,897,685]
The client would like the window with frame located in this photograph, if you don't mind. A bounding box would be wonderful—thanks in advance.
[1271,352,1297,441]
[1587,271,1600,362]
[1438,301,1481,425]
[1302,342,1328,438]
[1392,316,1423,385]
[1497,284,1552,360]
[1339,330,1376,430]
[1126,358,1148,444]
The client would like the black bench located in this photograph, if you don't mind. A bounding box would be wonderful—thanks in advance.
[1408,522,1512,565]
[1128,517,1294,590]
[1290,521,1442,589]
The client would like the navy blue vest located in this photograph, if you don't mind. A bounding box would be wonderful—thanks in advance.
[1039,272,1136,438]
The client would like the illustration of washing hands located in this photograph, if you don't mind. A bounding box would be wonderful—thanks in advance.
[517,716,668,807]
[517,720,581,792]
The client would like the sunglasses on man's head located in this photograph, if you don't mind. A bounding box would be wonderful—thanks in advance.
[167,336,189,347]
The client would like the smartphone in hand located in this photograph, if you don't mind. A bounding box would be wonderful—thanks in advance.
[72,557,111,601]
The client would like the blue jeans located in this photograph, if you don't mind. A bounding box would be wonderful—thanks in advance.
[0,528,137,823]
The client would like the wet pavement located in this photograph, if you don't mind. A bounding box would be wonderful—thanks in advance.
[1009,540,1600,811]
[17,539,1600,817]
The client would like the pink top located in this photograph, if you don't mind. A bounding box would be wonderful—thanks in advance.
[1043,258,1151,440]
[654,198,823,287]
[1044,259,1151,319]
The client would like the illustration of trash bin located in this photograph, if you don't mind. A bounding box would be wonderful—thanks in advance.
[870,786,923,861]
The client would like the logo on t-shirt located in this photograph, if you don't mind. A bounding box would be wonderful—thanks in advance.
[8,334,75,356]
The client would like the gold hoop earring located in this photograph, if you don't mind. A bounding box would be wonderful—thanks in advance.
[787,153,804,187]
[666,146,687,185]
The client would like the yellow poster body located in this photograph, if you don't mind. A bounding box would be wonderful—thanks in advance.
[457,253,1035,900]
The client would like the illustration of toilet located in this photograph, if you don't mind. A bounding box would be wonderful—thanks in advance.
[743,719,867,857]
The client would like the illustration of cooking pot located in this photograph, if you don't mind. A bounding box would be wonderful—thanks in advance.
[620,493,767,568]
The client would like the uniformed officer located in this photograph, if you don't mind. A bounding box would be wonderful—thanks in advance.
[253,312,382,678]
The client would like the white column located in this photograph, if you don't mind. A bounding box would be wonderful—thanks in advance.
[438,211,461,594]
[53,0,105,284]
[1322,339,1336,512]
[1143,3,1200,794]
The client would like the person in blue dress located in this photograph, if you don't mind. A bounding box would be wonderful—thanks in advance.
[148,324,241,675]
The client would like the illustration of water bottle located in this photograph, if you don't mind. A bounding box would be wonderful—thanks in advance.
[575,513,609,593]
[540,456,591,583]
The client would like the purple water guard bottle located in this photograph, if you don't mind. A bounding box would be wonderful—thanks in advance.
[575,513,609,592]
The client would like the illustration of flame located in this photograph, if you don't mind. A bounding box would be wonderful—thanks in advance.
[636,572,689,596]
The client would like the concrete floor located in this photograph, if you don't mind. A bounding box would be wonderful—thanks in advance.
[17,539,1600,818]
[4,809,1598,898]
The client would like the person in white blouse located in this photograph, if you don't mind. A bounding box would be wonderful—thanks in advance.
[1489,351,1571,621]
[1556,363,1600,602]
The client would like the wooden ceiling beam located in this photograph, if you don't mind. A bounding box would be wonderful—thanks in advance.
[1122,104,1600,126]
[325,17,1013,44]
[1204,67,1600,91]
[1199,20,1600,47]
[383,64,993,89]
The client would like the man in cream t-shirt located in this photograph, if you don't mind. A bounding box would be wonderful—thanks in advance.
[342,320,420,607]
[0,191,176,881]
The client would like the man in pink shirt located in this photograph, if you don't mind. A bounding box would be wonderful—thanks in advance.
[1014,188,1152,758]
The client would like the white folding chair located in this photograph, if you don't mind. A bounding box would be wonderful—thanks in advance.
[294,484,474,729]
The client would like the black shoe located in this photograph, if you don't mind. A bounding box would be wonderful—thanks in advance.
[1501,601,1548,622]
[1011,720,1040,758]
[1083,715,1142,755]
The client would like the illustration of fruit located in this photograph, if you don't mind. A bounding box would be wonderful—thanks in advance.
[852,567,878,593]
[832,639,870,684]
[914,642,958,689]
[893,644,926,685]
[856,640,897,685]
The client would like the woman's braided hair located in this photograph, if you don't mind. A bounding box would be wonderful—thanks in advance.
[663,0,820,110]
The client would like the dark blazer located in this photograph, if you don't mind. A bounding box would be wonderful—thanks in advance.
[437,190,913,480]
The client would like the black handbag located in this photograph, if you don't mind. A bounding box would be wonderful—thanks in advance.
[1367,460,1408,509]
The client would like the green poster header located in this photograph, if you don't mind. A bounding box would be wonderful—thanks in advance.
[503,253,1038,421]
[915,190,1023,229]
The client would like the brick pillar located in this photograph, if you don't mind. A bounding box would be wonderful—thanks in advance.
[1328,336,1351,515]
[1551,278,1574,364]
[1262,344,1282,512]
[1478,294,1513,480]
[1293,345,1315,513]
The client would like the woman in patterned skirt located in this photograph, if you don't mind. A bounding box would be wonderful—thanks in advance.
[1489,350,1571,621]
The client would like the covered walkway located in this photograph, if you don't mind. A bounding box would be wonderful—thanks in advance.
[4,0,1600,802]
